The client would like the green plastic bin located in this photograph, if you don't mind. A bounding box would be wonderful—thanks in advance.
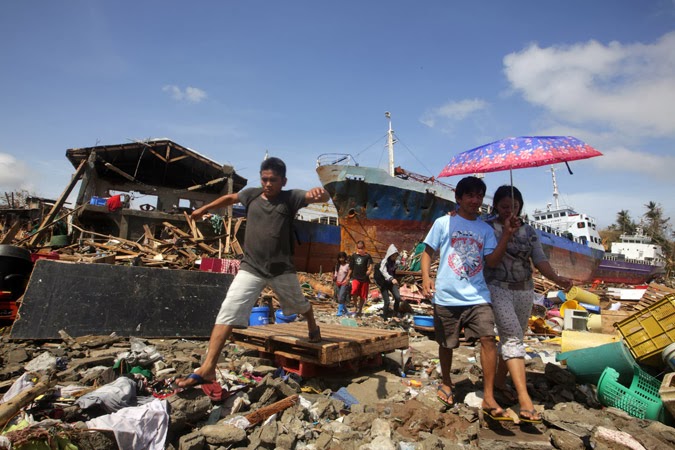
[597,366,664,421]
[556,341,637,385]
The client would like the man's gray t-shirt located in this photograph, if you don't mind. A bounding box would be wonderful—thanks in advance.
[238,187,307,277]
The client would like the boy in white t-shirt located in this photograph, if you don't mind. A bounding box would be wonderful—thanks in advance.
[421,176,517,420]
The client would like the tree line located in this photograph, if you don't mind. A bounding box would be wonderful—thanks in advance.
[602,201,674,279]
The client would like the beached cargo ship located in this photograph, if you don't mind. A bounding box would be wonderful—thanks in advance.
[532,169,666,285]
[315,114,605,282]
[594,229,666,284]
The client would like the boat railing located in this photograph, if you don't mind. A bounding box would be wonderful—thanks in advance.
[525,218,588,246]
[317,153,358,167]
[602,253,664,266]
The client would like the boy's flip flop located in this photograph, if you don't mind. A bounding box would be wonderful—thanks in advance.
[437,385,454,407]
[482,407,514,422]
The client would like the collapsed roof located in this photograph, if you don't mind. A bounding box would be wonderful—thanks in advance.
[65,139,247,194]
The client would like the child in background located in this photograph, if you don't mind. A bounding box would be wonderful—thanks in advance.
[334,251,351,316]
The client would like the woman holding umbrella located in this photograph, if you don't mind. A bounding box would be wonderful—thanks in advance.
[485,185,573,424]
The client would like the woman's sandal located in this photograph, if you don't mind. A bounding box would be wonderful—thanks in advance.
[482,407,514,422]
[518,409,542,424]
[308,327,322,343]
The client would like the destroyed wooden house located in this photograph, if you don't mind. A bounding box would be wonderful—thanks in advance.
[65,139,248,244]
[0,196,63,245]
[38,139,337,272]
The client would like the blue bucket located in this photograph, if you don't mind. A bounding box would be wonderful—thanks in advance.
[275,309,297,324]
[249,306,270,326]
[413,315,434,327]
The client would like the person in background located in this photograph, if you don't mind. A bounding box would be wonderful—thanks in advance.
[375,244,402,319]
[348,240,373,317]
[421,176,517,421]
[175,157,329,388]
[333,251,351,316]
[485,185,573,424]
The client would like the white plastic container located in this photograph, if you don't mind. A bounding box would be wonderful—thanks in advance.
[662,342,675,372]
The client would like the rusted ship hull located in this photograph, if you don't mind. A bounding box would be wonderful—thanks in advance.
[317,163,456,260]
[316,162,604,282]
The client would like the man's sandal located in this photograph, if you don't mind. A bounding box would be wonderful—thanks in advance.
[308,327,322,343]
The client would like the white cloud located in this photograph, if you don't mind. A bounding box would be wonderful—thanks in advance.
[420,98,488,128]
[162,85,207,103]
[0,153,31,189]
[526,123,675,181]
[503,31,675,136]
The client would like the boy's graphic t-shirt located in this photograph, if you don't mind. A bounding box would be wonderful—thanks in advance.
[423,215,497,307]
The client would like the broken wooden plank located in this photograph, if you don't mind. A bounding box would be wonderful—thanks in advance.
[0,221,22,244]
[162,222,217,255]
[183,212,203,240]
[245,394,299,427]
[0,376,51,428]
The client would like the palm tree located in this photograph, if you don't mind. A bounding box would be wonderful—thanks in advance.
[616,210,635,234]
[643,201,668,243]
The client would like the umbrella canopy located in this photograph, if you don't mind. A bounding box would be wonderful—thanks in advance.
[438,136,602,178]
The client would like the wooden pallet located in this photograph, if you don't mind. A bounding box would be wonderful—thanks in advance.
[634,283,675,311]
[230,323,409,365]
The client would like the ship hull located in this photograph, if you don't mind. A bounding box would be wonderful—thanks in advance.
[317,164,604,282]
[317,164,456,259]
[292,220,341,274]
[594,258,665,284]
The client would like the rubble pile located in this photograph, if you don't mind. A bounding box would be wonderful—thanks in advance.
[2,307,675,450]
[27,219,240,271]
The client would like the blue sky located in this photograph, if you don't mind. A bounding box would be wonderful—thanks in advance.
[1,1,674,229]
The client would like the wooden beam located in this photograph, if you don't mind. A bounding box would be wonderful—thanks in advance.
[29,159,87,246]
[102,161,137,183]
[168,155,189,163]
[183,212,203,240]
[0,376,51,428]
[71,224,160,255]
[0,221,22,244]
[162,222,217,255]
[186,176,227,192]
[147,147,167,162]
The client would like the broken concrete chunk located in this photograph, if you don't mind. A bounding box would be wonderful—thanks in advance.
[200,423,247,445]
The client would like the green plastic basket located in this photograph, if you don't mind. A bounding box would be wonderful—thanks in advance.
[597,366,664,421]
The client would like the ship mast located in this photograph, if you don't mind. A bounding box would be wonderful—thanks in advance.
[549,165,560,210]
[385,111,396,177]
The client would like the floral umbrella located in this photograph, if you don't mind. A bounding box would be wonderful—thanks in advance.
[437,136,602,179]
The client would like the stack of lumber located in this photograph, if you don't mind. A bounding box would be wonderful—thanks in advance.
[46,218,244,270]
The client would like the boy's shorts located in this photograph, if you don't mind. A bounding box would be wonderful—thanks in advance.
[351,279,369,299]
[215,270,311,327]
[433,303,496,349]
